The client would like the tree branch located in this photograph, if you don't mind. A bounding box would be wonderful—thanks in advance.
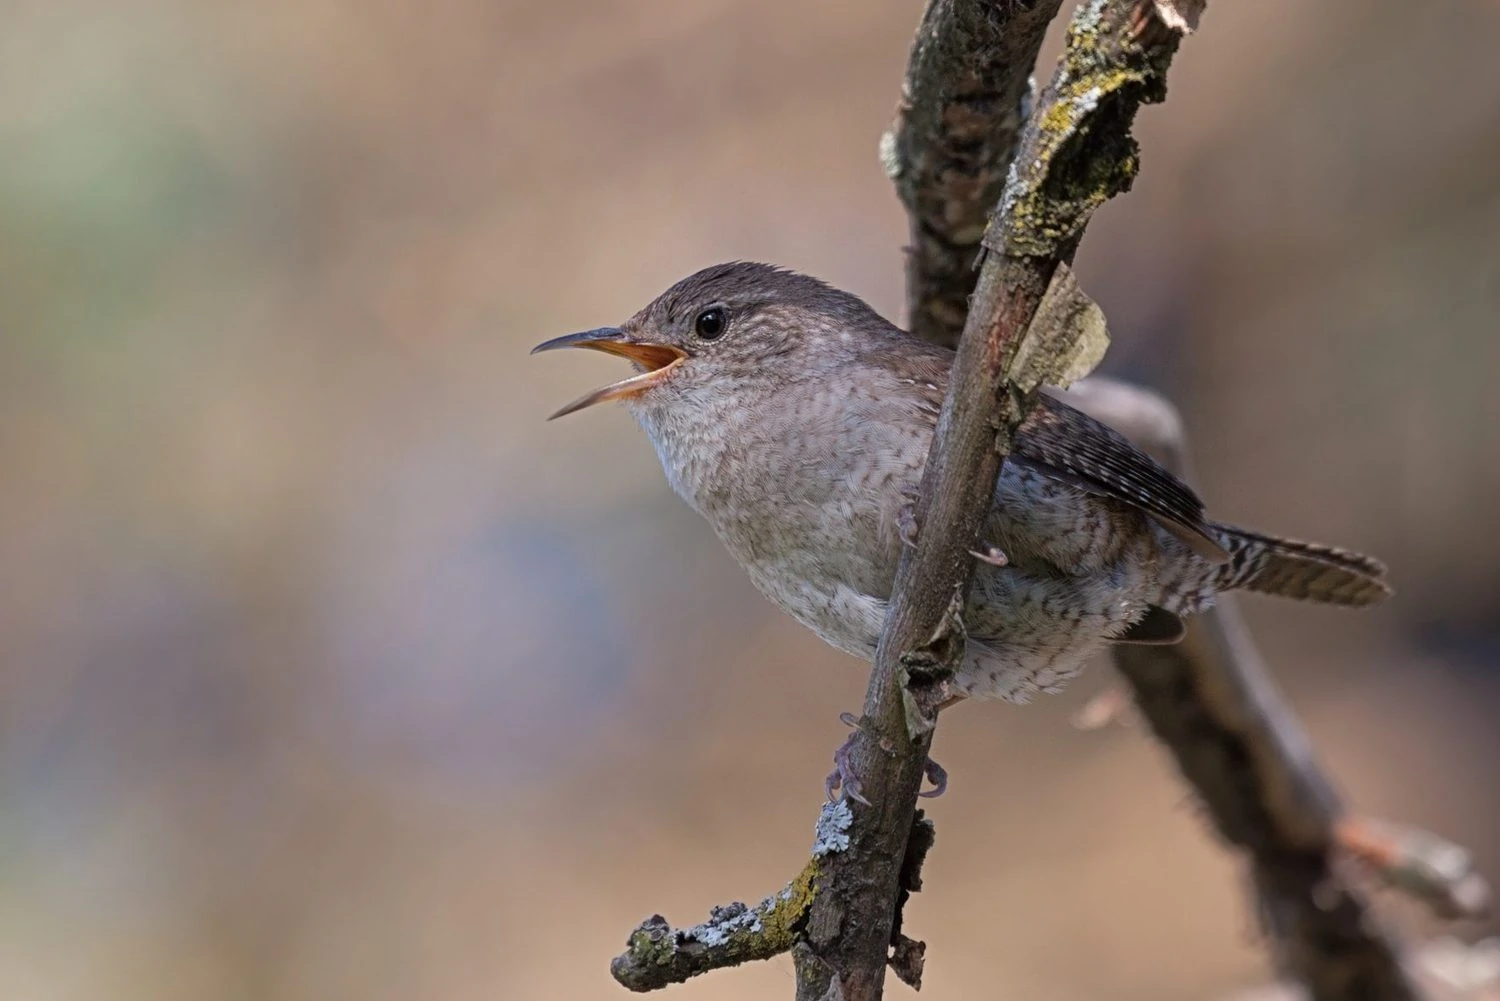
[886,0,1065,347]
[610,802,850,992]
[1335,816,1490,921]
[794,4,1202,999]
[1218,937,1500,1001]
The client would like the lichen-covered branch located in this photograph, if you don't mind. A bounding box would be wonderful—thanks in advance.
[610,802,940,996]
[985,0,1185,263]
[610,871,817,992]
[610,800,854,992]
[790,5,1204,1000]
[886,0,1065,347]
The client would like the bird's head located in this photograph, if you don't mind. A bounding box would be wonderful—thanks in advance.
[532,261,886,421]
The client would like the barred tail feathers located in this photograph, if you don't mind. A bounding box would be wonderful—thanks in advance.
[1212,524,1392,607]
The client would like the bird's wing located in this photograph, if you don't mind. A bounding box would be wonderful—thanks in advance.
[1015,394,1228,562]
[1014,393,1224,564]
[866,337,1227,562]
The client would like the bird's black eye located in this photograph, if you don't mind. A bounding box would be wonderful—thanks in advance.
[694,307,726,340]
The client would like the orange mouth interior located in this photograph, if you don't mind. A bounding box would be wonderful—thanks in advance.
[586,341,684,372]
[546,340,686,419]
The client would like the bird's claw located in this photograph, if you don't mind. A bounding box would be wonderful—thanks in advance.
[826,712,948,804]
[899,490,1005,568]
[918,757,948,798]
[969,543,1009,567]
[895,485,923,549]
[826,726,871,805]
[898,503,920,549]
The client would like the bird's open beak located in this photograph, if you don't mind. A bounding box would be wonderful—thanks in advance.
[531,327,687,420]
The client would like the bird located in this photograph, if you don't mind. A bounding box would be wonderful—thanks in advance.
[532,261,1390,710]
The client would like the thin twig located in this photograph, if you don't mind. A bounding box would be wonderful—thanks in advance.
[1335,815,1491,922]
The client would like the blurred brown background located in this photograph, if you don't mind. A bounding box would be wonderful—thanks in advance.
[2,1,1498,999]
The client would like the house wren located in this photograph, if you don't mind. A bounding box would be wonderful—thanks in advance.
[533,262,1390,706]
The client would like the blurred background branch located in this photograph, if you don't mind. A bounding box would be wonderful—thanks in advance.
[1219,938,1500,1001]
[1065,378,1429,1000]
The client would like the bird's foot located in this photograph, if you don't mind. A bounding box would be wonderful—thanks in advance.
[919,757,948,798]
[825,711,950,803]
[825,712,870,805]
[897,493,920,550]
[969,543,1009,567]
[897,488,1006,568]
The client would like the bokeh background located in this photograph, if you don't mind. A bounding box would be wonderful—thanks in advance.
[3,1,1498,998]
